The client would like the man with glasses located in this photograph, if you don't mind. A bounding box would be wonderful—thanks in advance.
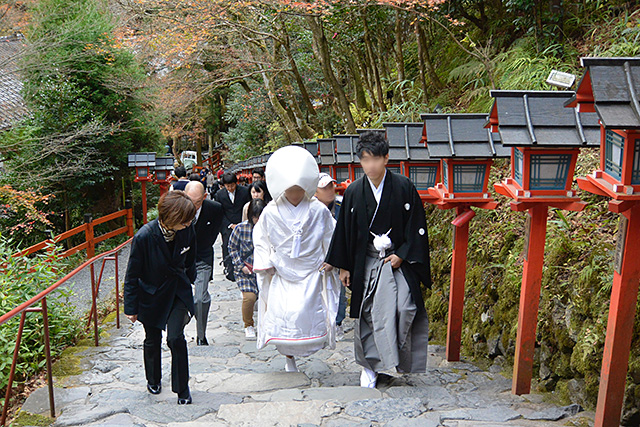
[185,181,223,345]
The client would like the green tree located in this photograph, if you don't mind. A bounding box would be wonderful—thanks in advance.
[1,0,162,232]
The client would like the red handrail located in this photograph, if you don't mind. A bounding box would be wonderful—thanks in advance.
[0,238,131,327]
[11,208,134,260]
[0,207,136,426]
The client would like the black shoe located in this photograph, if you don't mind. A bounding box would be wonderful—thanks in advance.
[147,383,161,395]
[177,391,192,405]
[197,338,209,346]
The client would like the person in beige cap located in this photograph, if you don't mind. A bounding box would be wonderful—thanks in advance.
[315,172,342,219]
[315,172,346,340]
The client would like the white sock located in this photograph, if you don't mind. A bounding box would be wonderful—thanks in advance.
[285,356,298,372]
[360,367,377,388]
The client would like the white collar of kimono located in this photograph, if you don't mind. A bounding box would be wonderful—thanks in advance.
[366,170,392,257]
[278,195,310,259]
[367,170,387,205]
[280,195,309,224]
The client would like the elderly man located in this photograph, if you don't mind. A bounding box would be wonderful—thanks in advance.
[185,182,223,345]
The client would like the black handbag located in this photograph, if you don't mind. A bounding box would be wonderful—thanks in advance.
[221,255,235,282]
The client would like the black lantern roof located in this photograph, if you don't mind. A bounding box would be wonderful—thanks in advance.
[421,113,510,158]
[318,138,336,165]
[154,156,174,172]
[383,122,433,161]
[566,57,640,129]
[356,128,386,135]
[334,134,359,164]
[490,90,600,147]
[127,152,156,168]
[300,141,320,163]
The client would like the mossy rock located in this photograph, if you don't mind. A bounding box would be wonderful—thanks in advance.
[102,308,123,325]
[11,410,54,427]
[51,346,86,378]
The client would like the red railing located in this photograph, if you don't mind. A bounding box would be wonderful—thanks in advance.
[12,207,134,260]
[0,207,135,426]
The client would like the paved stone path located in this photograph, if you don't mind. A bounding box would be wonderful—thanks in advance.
[22,244,596,426]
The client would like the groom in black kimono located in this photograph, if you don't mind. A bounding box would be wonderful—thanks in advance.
[326,131,431,388]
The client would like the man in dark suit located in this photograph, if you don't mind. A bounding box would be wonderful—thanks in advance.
[185,181,223,345]
[215,172,251,281]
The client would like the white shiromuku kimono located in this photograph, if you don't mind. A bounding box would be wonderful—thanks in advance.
[253,145,340,357]
[253,196,339,356]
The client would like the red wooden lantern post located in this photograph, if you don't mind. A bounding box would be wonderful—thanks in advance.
[421,113,511,362]
[153,156,175,196]
[128,153,156,224]
[488,90,600,395]
[566,57,640,427]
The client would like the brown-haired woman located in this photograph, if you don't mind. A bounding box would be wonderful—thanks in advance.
[124,191,197,404]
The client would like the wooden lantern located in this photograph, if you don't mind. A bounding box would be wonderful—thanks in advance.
[334,134,359,183]
[421,113,510,363]
[488,89,600,397]
[153,156,175,196]
[384,122,441,201]
[422,114,509,205]
[317,138,337,178]
[566,57,640,427]
[128,152,156,224]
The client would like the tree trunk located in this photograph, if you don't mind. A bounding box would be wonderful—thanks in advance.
[415,21,429,104]
[280,71,316,139]
[420,25,443,91]
[196,135,202,166]
[260,67,303,143]
[305,15,356,133]
[347,54,368,110]
[394,10,407,102]
[281,27,318,120]
[358,48,382,111]
[272,41,316,139]
[362,10,386,111]
[172,136,180,165]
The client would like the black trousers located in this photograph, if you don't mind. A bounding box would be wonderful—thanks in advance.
[143,297,191,397]
[220,227,235,282]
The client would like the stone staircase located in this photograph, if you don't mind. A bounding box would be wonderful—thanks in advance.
[19,245,595,426]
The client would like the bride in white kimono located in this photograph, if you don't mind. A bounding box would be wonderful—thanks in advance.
[253,146,340,372]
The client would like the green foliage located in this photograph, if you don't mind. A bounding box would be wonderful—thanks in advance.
[1,0,162,235]
[0,237,83,404]
[222,84,288,162]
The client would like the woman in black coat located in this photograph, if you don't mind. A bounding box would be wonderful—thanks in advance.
[124,191,197,404]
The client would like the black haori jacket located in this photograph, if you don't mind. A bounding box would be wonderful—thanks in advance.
[124,219,197,329]
[326,170,432,318]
